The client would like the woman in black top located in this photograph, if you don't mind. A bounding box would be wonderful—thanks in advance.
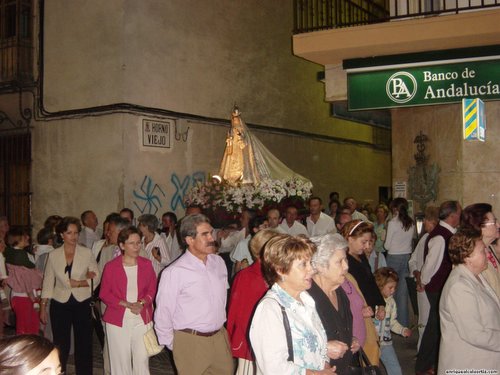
[341,220,386,320]
[309,233,360,373]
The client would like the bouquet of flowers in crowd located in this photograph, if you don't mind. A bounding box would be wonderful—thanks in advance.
[184,177,313,214]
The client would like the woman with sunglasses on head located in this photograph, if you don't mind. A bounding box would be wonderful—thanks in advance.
[341,220,386,321]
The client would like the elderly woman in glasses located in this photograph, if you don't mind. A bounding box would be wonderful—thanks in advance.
[438,230,500,372]
[309,233,360,374]
[460,203,500,298]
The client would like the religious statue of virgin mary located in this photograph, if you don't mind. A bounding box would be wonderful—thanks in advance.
[219,106,309,185]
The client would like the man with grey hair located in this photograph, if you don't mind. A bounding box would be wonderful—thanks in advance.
[343,197,369,222]
[416,200,461,375]
[79,210,102,249]
[97,216,130,274]
[155,214,233,375]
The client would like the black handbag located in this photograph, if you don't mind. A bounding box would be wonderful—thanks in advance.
[90,278,105,349]
[347,347,382,375]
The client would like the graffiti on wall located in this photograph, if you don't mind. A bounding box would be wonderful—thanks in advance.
[132,172,205,214]
[170,171,205,210]
[133,175,167,215]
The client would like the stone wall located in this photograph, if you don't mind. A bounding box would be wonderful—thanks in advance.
[28,0,392,229]
[391,101,500,212]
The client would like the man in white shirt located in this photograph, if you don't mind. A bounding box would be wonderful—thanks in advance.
[230,216,268,275]
[306,196,336,237]
[217,209,256,278]
[344,197,370,222]
[416,200,461,375]
[160,212,182,263]
[279,206,308,236]
[218,209,255,254]
[79,210,102,249]
[90,214,130,375]
[138,214,171,276]
[266,208,286,234]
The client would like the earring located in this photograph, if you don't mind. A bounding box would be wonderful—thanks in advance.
[281,275,286,282]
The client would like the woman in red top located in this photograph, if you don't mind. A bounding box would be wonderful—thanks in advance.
[227,230,284,375]
[100,226,157,375]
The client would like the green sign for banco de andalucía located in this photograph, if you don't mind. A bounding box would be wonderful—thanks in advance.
[347,59,500,110]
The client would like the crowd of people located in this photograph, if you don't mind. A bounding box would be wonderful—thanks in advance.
[0,194,499,375]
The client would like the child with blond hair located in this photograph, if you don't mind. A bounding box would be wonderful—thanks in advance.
[373,267,411,375]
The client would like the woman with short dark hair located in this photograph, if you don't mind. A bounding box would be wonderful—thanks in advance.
[460,203,500,297]
[438,230,500,372]
[100,226,157,375]
[40,216,98,374]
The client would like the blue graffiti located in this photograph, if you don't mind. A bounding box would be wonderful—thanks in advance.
[133,176,166,215]
[170,174,190,211]
[170,171,206,210]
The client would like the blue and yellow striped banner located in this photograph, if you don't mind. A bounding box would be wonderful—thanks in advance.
[462,98,485,141]
[463,99,478,139]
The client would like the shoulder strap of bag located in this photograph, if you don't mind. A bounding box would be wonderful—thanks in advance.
[95,242,105,264]
[265,297,294,362]
[358,346,373,366]
[280,303,294,362]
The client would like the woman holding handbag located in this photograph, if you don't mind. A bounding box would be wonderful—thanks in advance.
[99,226,157,375]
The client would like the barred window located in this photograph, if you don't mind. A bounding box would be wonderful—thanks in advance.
[0,0,33,83]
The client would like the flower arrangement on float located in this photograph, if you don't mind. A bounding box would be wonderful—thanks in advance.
[184,177,313,214]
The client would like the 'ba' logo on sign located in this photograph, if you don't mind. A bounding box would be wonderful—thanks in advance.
[386,72,417,103]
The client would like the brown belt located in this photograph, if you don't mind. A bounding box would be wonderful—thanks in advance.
[178,328,221,337]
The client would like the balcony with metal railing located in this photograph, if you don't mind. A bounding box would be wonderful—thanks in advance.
[0,0,34,86]
[292,0,500,67]
[293,0,500,34]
